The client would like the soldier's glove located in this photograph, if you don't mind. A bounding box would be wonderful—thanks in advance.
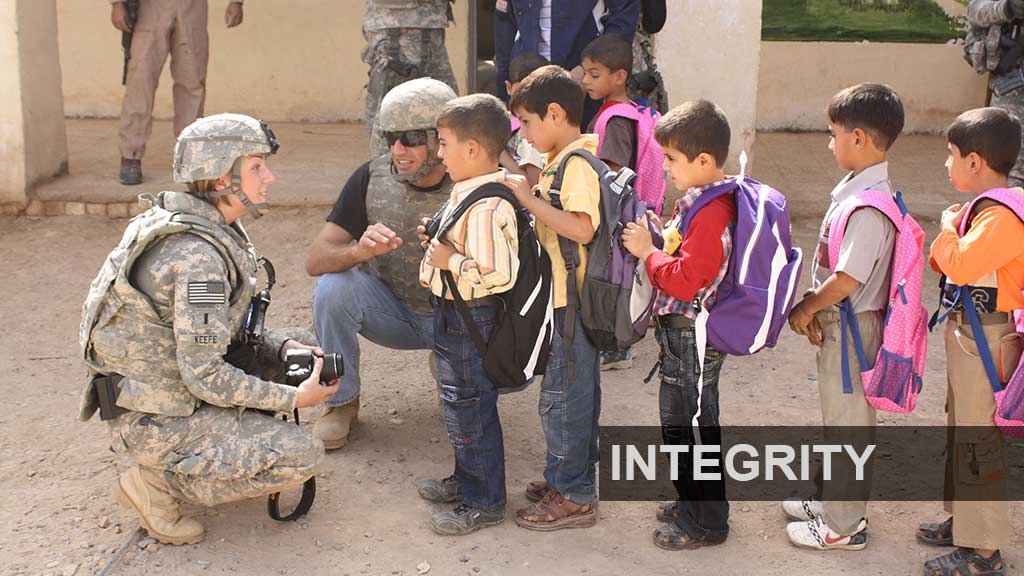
[1009,0,1024,20]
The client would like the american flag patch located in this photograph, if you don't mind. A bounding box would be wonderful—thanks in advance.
[187,281,226,306]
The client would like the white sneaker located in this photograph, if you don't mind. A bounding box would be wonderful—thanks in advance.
[781,497,824,521]
[786,516,868,551]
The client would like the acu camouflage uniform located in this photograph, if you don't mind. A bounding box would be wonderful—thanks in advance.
[967,0,1024,186]
[80,116,322,507]
[627,27,668,114]
[363,0,458,157]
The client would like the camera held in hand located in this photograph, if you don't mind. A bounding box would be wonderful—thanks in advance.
[284,349,343,387]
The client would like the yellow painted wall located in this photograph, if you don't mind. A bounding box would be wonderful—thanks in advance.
[57,0,470,122]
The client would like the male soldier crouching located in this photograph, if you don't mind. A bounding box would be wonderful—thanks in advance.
[79,114,337,544]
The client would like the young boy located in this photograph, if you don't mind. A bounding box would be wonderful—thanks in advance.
[504,65,603,531]
[917,107,1023,576]
[416,93,519,535]
[581,33,665,371]
[785,83,905,550]
[501,52,549,189]
[621,99,737,550]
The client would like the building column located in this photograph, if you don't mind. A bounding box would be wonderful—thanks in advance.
[0,0,68,210]
[655,0,762,172]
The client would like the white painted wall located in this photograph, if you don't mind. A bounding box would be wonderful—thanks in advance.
[757,41,987,134]
[0,0,68,206]
[656,0,763,170]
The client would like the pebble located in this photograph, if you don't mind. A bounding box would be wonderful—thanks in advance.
[46,561,60,569]
[389,418,405,425]
[416,561,431,574]
[364,532,372,538]
[459,554,470,563]
[197,560,211,569]
[61,564,79,576]
[97,515,110,528]
[387,408,398,415]
[473,567,480,573]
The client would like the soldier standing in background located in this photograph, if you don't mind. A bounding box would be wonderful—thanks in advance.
[110,0,246,186]
[627,0,668,114]
[363,0,459,157]
[966,0,1024,186]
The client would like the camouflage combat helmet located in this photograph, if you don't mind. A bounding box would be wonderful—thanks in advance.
[173,113,280,219]
[378,77,455,182]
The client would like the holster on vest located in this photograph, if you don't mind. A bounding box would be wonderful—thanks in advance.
[94,374,129,421]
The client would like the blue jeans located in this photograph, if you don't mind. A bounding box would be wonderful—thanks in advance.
[434,303,506,512]
[313,269,434,407]
[655,324,729,540]
[540,308,601,505]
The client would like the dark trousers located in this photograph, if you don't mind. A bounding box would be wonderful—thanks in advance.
[655,324,730,540]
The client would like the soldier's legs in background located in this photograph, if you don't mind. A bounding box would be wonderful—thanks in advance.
[991,89,1024,188]
[169,0,209,138]
[119,0,175,159]
[312,269,434,407]
[161,405,324,507]
[364,28,459,157]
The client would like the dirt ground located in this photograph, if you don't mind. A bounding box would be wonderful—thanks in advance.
[2,121,1022,576]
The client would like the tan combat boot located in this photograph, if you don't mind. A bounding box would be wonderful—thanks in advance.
[314,398,359,450]
[112,466,205,545]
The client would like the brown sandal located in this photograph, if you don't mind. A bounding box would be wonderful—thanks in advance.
[525,480,552,503]
[514,490,597,531]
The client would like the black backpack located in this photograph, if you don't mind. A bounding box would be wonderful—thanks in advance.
[436,182,554,390]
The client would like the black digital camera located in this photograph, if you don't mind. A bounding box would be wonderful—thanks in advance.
[284,349,343,386]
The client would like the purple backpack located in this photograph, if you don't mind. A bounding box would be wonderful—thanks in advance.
[548,149,657,352]
[680,176,804,356]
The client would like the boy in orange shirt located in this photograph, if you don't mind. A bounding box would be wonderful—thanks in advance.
[919,107,1024,576]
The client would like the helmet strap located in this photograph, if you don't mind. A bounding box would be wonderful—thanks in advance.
[220,158,268,219]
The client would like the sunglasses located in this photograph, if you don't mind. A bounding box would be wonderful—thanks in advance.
[383,130,430,148]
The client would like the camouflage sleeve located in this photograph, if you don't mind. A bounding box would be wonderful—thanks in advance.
[170,239,297,413]
[257,329,290,365]
[968,0,1013,27]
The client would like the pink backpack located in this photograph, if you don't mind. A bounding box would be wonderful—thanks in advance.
[593,102,666,215]
[828,190,928,413]
[940,189,1024,438]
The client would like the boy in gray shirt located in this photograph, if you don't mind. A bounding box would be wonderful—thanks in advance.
[784,83,905,551]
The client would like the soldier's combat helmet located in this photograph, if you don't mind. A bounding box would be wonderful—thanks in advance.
[377,77,456,183]
[173,113,280,219]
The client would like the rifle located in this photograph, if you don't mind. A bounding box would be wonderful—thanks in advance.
[121,0,140,85]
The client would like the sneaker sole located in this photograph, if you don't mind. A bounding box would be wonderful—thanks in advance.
[112,481,204,546]
[790,539,867,552]
[321,436,349,450]
[430,516,504,536]
[783,509,813,522]
[417,489,461,504]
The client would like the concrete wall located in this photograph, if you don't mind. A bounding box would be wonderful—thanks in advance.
[757,41,987,134]
[656,0,762,170]
[57,1,471,122]
[0,0,68,206]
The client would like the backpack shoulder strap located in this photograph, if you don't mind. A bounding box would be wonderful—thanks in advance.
[436,182,518,240]
[962,188,1024,235]
[679,180,739,235]
[549,149,606,207]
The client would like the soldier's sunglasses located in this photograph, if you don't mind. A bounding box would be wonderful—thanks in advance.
[383,130,430,148]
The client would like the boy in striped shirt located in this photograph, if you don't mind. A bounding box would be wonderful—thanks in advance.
[416,94,520,536]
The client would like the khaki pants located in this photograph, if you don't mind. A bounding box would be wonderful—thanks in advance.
[119,0,209,159]
[942,317,1017,550]
[815,309,881,535]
